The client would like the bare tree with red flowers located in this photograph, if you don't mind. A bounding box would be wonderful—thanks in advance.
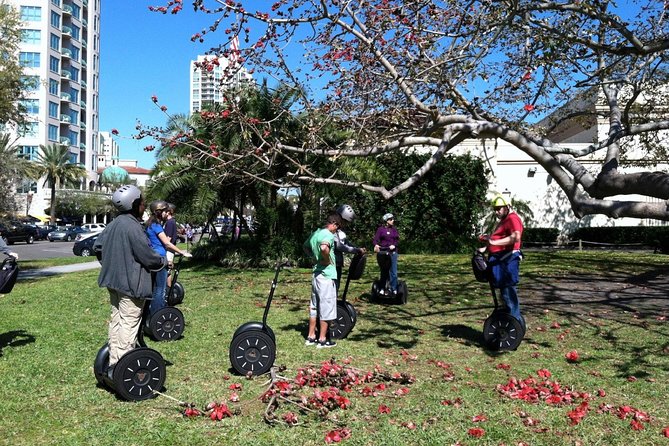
[146,0,669,220]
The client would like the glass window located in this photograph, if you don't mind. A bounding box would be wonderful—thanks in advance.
[22,29,41,44]
[20,6,41,21]
[21,99,39,114]
[48,124,58,141]
[68,152,77,164]
[18,146,38,161]
[69,109,78,124]
[69,130,78,146]
[71,46,80,61]
[50,33,60,50]
[50,11,60,28]
[49,78,59,95]
[21,76,40,91]
[49,101,59,118]
[17,180,38,194]
[20,122,39,137]
[70,89,79,103]
[51,0,61,7]
[70,67,79,83]
[49,56,59,73]
[19,52,40,68]
[71,4,80,19]
[71,25,80,40]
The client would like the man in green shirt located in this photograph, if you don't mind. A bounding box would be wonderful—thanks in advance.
[303,212,343,348]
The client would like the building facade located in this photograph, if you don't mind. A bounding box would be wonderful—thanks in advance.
[189,54,253,114]
[6,0,101,217]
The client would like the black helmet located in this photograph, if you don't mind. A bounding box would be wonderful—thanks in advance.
[149,200,169,214]
[111,185,142,212]
[336,204,356,222]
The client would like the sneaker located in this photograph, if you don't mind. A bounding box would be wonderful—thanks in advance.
[392,290,398,295]
[305,337,317,346]
[378,289,385,296]
[316,339,337,349]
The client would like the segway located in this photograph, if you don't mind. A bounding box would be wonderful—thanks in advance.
[229,262,287,376]
[166,254,185,306]
[474,251,526,351]
[370,248,408,304]
[144,255,186,341]
[93,303,167,401]
[330,253,367,339]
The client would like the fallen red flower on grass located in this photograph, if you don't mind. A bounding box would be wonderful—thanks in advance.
[378,404,391,414]
[325,427,352,443]
[468,427,485,438]
[662,426,669,437]
[472,414,487,423]
[565,350,580,363]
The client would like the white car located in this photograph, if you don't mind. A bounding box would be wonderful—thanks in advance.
[82,223,106,233]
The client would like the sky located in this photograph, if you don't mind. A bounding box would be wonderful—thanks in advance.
[99,1,222,168]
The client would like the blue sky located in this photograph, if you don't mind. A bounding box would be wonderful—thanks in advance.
[99,1,219,168]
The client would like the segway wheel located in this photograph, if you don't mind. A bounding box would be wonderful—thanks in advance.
[330,302,355,339]
[344,301,357,326]
[371,281,380,301]
[229,329,276,376]
[113,347,166,401]
[396,281,408,305]
[483,312,524,351]
[94,344,110,385]
[167,281,185,306]
[147,307,185,341]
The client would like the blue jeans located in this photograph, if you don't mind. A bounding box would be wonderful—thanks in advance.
[380,252,399,292]
[149,267,168,316]
[489,252,522,322]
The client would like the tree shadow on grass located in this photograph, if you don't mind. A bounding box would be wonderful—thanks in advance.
[0,330,36,357]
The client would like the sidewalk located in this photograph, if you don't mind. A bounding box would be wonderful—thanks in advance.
[18,261,101,279]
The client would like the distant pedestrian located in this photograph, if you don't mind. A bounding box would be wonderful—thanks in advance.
[303,212,342,348]
[373,213,400,295]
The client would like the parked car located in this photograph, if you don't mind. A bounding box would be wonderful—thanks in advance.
[82,223,106,233]
[72,233,99,257]
[0,219,35,245]
[24,224,57,241]
[47,226,90,242]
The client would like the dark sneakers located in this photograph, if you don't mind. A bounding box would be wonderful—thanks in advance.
[305,337,317,346]
[316,339,337,349]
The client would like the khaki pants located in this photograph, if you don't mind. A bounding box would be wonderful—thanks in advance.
[108,289,144,366]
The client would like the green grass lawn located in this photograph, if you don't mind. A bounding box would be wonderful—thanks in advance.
[0,251,667,445]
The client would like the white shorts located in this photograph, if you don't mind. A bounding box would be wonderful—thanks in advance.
[310,273,337,321]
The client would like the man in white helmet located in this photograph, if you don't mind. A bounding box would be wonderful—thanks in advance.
[479,195,524,324]
[93,185,167,371]
[334,204,366,291]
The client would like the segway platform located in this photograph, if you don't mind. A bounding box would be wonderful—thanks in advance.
[370,249,408,304]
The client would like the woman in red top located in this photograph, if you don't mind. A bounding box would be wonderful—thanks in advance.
[480,196,524,323]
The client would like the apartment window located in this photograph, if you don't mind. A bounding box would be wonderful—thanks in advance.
[69,130,78,146]
[21,75,40,91]
[71,25,80,40]
[50,33,60,50]
[49,78,59,95]
[71,46,80,61]
[49,56,59,73]
[70,89,79,103]
[51,0,61,7]
[18,147,38,161]
[20,6,41,21]
[69,109,78,124]
[17,180,38,194]
[49,101,59,118]
[22,29,41,44]
[50,11,60,28]
[20,122,39,137]
[19,52,40,68]
[69,152,77,164]
[21,99,39,114]
[71,4,80,19]
[70,67,79,83]
[48,124,59,141]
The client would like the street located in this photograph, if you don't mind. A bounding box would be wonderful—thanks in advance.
[6,239,79,261]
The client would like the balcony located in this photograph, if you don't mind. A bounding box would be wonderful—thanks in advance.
[59,137,71,146]
[62,4,72,14]
[60,114,71,123]
[62,26,72,37]
[60,69,72,79]
[82,19,88,28]
[60,92,71,102]
[79,100,86,108]
[80,122,86,129]
[80,143,86,150]
[81,59,87,68]
[81,80,87,89]
[61,47,72,58]
[81,39,87,48]
[82,0,88,6]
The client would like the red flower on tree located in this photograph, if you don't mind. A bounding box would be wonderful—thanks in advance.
[523,104,535,112]
[111,128,119,135]
[151,95,158,103]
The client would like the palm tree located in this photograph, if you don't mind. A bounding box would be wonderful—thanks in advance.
[31,144,86,224]
[0,133,33,214]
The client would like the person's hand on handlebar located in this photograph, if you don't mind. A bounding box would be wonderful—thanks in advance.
[389,245,395,251]
[374,244,380,253]
[179,251,193,258]
[9,252,18,260]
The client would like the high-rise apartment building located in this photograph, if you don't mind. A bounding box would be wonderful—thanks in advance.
[6,0,101,218]
[189,54,254,114]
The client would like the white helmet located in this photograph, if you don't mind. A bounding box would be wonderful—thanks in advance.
[336,204,356,222]
[112,185,142,212]
[382,213,394,222]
